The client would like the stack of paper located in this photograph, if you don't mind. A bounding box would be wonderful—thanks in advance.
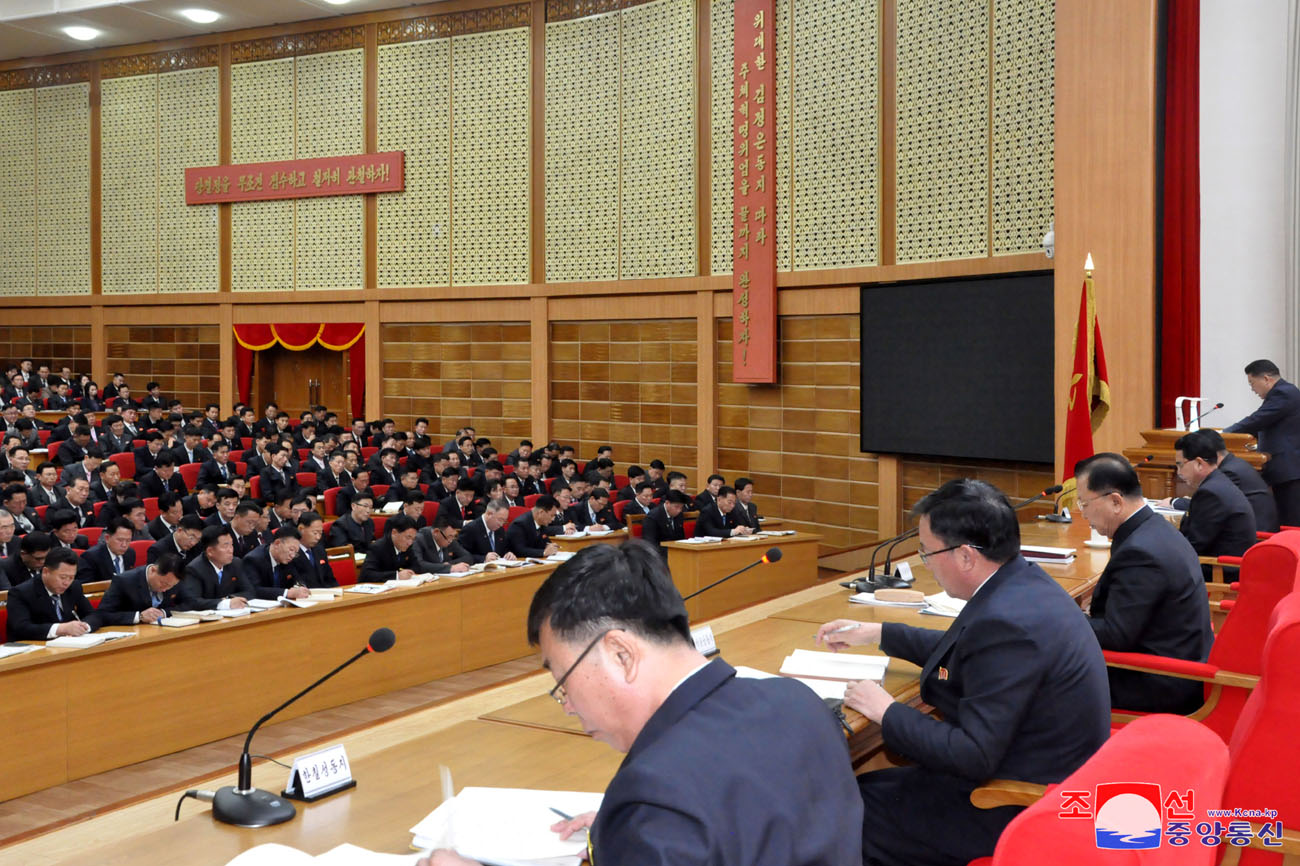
[308,587,343,600]
[545,552,575,563]
[247,598,281,610]
[157,616,201,628]
[216,607,252,618]
[779,649,889,683]
[46,634,109,649]
[848,591,928,609]
[344,583,390,595]
[756,529,796,537]
[410,787,603,866]
[385,574,439,589]
[0,643,40,659]
[1020,545,1077,565]
[922,592,967,618]
[678,536,722,545]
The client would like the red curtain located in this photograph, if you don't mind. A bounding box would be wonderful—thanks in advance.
[233,324,365,421]
[1159,0,1200,427]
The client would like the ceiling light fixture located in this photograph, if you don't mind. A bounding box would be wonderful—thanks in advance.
[179,8,221,24]
[63,26,101,41]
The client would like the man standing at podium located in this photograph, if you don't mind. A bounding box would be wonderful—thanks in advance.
[1224,359,1300,525]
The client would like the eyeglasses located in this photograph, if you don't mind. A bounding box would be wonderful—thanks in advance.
[1076,491,1117,509]
[549,629,612,706]
[918,543,982,564]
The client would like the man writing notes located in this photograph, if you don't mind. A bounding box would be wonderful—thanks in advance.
[1171,429,1256,576]
[420,540,863,866]
[1224,358,1300,525]
[816,479,1109,866]
[1074,454,1213,713]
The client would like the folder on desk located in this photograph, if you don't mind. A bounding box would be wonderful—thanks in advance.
[410,787,603,866]
[46,634,109,649]
[157,616,201,628]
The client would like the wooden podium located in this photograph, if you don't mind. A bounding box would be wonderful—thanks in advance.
[1122,429,1264,499]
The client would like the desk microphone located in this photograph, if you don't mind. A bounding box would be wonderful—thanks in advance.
[203,627,397,828]
[1192,402,1224,426]
[682,548,782,602]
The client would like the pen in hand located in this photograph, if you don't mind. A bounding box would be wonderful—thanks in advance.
[828,624,859,635]
[549,807,574,821]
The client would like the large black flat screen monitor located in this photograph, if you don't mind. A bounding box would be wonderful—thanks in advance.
[859,272,1054,463]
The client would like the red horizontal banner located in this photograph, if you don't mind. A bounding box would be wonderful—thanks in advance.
[184,152,405,204]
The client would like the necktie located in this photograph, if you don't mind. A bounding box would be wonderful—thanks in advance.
[114,555,123,574]
[273,565,283,588]
[151,591,163,608]
[488,528,496,553]
[52,593,63,621]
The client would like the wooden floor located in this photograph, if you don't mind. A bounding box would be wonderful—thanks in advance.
[0,653,542,846]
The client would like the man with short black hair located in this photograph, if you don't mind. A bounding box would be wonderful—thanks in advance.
[139,453,189,499]
[817,479,1110,866]
[97,553,190,625]
[327,490,376,553]
[29,462,63,509]
[696,485,754,538]
[243,524,311,600]
[292,512,337,587]
[439,477,479,529]
[1161,428,1280,533]
[178,526,254,610]
[1172,428,1257,574]
[411,516,474,574]
[76,518,136,584]
[618,465,645,501]
[624,481,657,519]
[258,444,298,504]
[2,530,52,589]
[1225,358,1300,525]
[197,439,237,487]
[420,541,863,866]
[6,547,100,638]
[571,486,619,530]
[731,477,761,530]
[460,499,515,563]
[46,508,89,551]
[169,426,210,467]
[1074,453,1213,713]
[149,512,204,566]
[505,495,561,558]
[2,483,39,535]
[359,513,420,583]
[641,489,691,554]
[132,432,166,480]
[695,474,725,511]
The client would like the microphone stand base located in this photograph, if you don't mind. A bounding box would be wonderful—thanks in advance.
[212,786,297,828]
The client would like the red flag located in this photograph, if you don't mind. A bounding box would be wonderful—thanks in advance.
[1062,273,1111,489]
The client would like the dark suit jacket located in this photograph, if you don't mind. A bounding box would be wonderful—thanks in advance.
[1219,452,1280,533]
[315,469,349,495]
[410,528,474,574]
[169,445,212,467]
[732,500,761,530]
[179,556,257,609]
[571,501,621,530]
[146,515,178,541]
[27,484,64,509]
[358,535,415,583]
[1225,378,1300,484]
[96,565,191,624]
[326,514,374,554]
[197,459,237,488]
[641,504,685,552]
[243,544,300,599]
[75,544,135,585]
[504,513,550,558]
[131,446,163,480]
[2,554,43,590]
[147,532,198,567]
[55,439,87,467]
[139,471,188,500]
[368,465,397,488]
[1179,467,1257,572]
[438,495,478,529]
[459,516,507,563]
[696,504,741,538]
[292,544,337,588]
[591,659,862,866]
[1088,506,1213,713]
[258,465,298,504]
[695,490,716,511]
[100,431,133,456]
[6,576,101,639]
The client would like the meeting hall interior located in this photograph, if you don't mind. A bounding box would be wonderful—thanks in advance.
[0,0,1297,863]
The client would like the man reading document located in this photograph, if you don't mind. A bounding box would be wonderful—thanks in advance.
[420,540,862,866]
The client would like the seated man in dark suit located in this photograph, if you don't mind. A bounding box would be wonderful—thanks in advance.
[570,486,620,530]
[695,485,756,539]
[621,481,657,520]
[1172,429,1257,576]
[60,477,95,528]
[315,451,351,495]
[6,547,102,639]
[326,490,377,554]
[46,509,90,552]
[148,513,204,566]
[229,501,264,559]
[411,516,474,575]
[28,462,64,509]
[2,483,41,536]
[694,474,725,512]
[169,425,211,467]
[0,510,17,564]
[96,553,190,625]
[359,513,420,583]
[243,525,312,600]
[731,477,762,531]
[196,440,238,488]
[459,499,515,564]
[147,492,184,540]
[203,486,239,531]
[1163,429,1280,533]
[76,518,137,585]
[616,465,645,501]
[816,479,1110,866]
[132,432,167,480]
[258,444,299,505]
[54,425,92,468]
[640,489,692,555]
[1075,454,1214,714]
[178,525,256,610]
[504,496,561,559]
[1224,358,1300,525]
[439,477,480,530]
[138,453,189,499]
[292,512,337,587]
[1,530,52,590]
[417,542,864,866]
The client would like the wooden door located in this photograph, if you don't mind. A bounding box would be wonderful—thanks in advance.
[254,346,349,419]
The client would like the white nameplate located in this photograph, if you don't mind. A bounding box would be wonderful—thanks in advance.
[690,626,718,656]
[895,561,914,583]
[286,743,354,800]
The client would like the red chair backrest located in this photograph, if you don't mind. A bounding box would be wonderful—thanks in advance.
[142,497,160,520]
[683,519,696,539]
[524,494,541,508]
[330,554,357,586]
[34,504,47,521]
[0,607,7,642]
[989,715,1228,866]
[508,505,529,526]
[92,501,105,519]
[422,500,439,525]
[466,467,477,479]
[37,429,50,445]
[372,516,387,539]
[501,464,515,475]
[370,484,390,500]
[79,526,103,546]
[322,519,335,538]
[361,447,378,461]
[295,472,316,489]
[129,539,152,562]
[631,522,643,538]
[323,486,341,516]
[132,439,145,449]
[109,451,136,480]
[1224,591,1300,861]
[613,500,630,522]
[248,476,261,501]
[544,477,555,493]
[297,449,310,463]
[614,474,629,491]
[178,462,200,489]
[240,437,252,451]
[233,461,247,478]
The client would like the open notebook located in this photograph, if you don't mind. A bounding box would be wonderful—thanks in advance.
[410,787,603,866]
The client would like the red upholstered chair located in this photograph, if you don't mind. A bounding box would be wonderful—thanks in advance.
[37,429,50,446]
[372,516,387,539]
[971,715,1229,866]
[507,505,529,526]
[683,519,696,539]
[370,484,389,501]
[248,476,261,501]
[0,607,6,642]
[131,439,144,449]
[322,519,335,538]
[240,438,252,451]
[544,477,555,494]
[577,461,586,475]
[613,474,629,491]
[295,472,316,490]
[297,449,310,463]
[1106,531,1300,742]
[232,461,247,478]
[128,539,152,563]
[361,447,378,462]
[142,497,159,520]
[329,550,357,586]
[177,462,200,490]
[466,467,477,479]
[612,500,631,523]
[422,500,439,526]
[34,504,47,522]
[524,494,541,508]
[630,519,643,539]
[92,501,105,520]
[501,464,515,475]
[109,451,136,481]
[78,526,103,546]
[322,487,342,517]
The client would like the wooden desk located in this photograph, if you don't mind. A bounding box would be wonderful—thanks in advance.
[663,531,822,620]
[552,528,629,552]
[0,563,559,802]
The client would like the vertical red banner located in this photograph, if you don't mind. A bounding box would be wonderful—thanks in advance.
[732,0,778,383]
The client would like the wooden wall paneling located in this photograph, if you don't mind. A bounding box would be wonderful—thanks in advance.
[530,295,550,444]
[90,310,106,387]
[696,289,716,477]
[0,325,92,375]
[231,304,366,323]
[364,299,381,420]
[547,291,697,320]
[104,323,221,408]
[1054,0,1158,465]
[89,62,101,296]
[876,453,900,537]
[898,455,1054,528]
[219,303,233,413]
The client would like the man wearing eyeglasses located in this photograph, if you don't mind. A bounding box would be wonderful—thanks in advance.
[411,515,473,575]
[1167,428,1256,578]
[1073,453,1212,714]
[419,539,863,866]
[816,479,1109,866]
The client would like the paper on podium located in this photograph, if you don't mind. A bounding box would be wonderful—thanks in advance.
[410,787,602,865]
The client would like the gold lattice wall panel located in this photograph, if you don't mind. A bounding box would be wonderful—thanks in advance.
[792,0,879,269]
[0,89,35,296]
[774,0,792,269]
[709,0,733,276]
[544,13,619,282]
[35,83,90,295]
[296,49,363,291]
[377,38,451,288]
[451,28,530,286]
[101,74,158,294]
[620,0,695,280]
[993,0,1053,256]
[159,67,219,292]
[231,58,295,292]
[895,0,988,262]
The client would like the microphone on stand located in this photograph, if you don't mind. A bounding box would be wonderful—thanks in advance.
[682,548,782,602]
[201,627,397,828]
[842,528,919,593]
[1191,402,1224,427]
